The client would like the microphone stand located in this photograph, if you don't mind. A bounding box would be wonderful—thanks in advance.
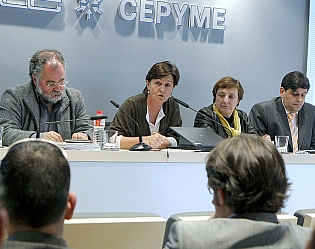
[36,116,108,139]
[110,100,152,151]
[173,97,233,137]
[129,140,153,151]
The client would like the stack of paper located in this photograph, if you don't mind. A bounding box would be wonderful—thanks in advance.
[56,142,101,150]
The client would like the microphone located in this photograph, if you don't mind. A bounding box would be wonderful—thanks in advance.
[110,100,152,151]
[174,98,199,113]
[36,115,108,139]
[173,97,232,137]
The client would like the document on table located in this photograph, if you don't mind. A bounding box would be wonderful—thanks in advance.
[56,141,101,150]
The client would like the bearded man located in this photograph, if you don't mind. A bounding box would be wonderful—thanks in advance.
[0,49,92,145]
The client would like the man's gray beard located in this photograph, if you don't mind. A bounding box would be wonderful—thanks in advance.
[36,84,65,104]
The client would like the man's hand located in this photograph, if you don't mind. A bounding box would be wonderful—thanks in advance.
[72,132,88,140]
[262,134,271,141]
[43,131,63,142]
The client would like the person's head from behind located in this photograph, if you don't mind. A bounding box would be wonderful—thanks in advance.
[212,76,244,118]
[29,49,67,104]
[206,134,289,218]
[280,71,310,113]
[0,139,76,235]
[145,61,180,105]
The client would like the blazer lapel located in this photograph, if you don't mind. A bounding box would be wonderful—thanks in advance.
[275,98,293,150]
[55,90,70,138]
[22,83,40,129]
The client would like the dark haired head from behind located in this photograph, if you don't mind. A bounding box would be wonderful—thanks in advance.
[281,71,310,92]
[206,134,290,217]
[163,134,312,249]
[0,139,76,241]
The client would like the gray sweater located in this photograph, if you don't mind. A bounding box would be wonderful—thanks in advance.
[0,81,93,146]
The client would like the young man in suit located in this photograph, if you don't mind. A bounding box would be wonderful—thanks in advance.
[249,71,315,153]
[163,134,312,249]
[0,139,76,249]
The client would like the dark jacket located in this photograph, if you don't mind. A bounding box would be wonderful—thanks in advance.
[3,231,70,249]
[193,104,257,138]
[249,97,315,151]
[109,93,182,142]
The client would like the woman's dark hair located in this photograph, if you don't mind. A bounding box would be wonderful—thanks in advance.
[146,61,180,85]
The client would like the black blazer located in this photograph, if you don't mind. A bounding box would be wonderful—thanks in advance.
[249,97,315,152]
[193,104,257,139]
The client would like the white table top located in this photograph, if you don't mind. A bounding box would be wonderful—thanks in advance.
[0,146,314,164]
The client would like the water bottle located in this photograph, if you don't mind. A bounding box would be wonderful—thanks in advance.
[93,110,106,149]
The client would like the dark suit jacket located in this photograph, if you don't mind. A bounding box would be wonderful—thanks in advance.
[3,231,70,249]
[249,97,315,152]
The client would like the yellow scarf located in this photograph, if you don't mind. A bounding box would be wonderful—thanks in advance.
[213,104,241,137]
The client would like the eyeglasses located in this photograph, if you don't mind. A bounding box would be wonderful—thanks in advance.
[41,78,68,88]
[208,185,216,195]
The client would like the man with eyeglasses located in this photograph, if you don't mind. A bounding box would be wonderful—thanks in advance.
[163,134,312,249]
[0,49,92,145]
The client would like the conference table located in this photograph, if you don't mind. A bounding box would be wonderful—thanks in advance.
[69,149,211,220]
[0,148,314,219]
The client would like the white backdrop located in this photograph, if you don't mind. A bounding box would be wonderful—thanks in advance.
[0,0,309,125]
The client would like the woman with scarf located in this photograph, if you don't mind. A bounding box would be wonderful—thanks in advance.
[194,76,257,138]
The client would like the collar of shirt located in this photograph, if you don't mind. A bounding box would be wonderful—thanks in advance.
[229,212,279,224]
[146,105,165,134]
[281,98,298,126]
[34,91,62,133]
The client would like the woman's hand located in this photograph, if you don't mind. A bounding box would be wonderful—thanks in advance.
[144,132,169,149]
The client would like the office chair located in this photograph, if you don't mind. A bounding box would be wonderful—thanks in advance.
[294,209,315,226]
[162,211,214,248]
